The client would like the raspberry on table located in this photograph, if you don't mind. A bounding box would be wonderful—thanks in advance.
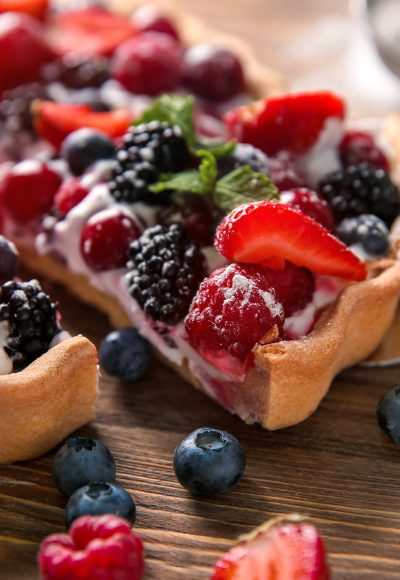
[126,224,205,326]
[280,187,335,230]
[339,130,389,171]
[318,163,400,226]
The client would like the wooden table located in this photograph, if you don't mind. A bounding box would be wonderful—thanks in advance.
[2,1,400,578]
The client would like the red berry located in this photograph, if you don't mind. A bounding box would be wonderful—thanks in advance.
[1,161,62,223]
[80,208,141,271]
[183,44,245,102]
[211,515,330,580]
[0,13,55,95]
[267,152,305,191]
[37,514,145,580]
[194,105,227,139]
[280,187,335,230]
[215,201,366,281]
[225,91,345,156]
[185,263,284,362]
[111,32,182,96]
[339,130,389,171]
[131,4,180,41]
[54,179,89,215]
[0,0,49,21]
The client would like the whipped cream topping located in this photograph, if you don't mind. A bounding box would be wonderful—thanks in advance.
[0,321,13,375]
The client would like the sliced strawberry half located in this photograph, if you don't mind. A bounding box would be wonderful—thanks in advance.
[48,7,136,57]
[33,100,131,149]
[224,91,345,156]
[0,0,48,20]
[215,201,366,282]
[212,515,330,579]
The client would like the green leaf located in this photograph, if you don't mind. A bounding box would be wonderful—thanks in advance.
[201,140,236,158]
[135,94,196,148]
[149,170,208,195]
[196,149,218,192]
[214,165,279,213]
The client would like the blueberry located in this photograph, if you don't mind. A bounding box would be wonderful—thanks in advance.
[218,143,269,178]
[173,428,245,496]
[377,386,400,443]
[61,128,116,176]
[65,482,136,528]
[99,328,152,382]
[52,437,116,496]
[336,214,389,257]
[0,236,19,281]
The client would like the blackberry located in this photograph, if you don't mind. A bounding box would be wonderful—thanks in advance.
[126,224,205,325]
[0,280,61,366]
[318,163,400,226]
[108,121,190,205]
[0,83,49,134]
[41,55,109,89]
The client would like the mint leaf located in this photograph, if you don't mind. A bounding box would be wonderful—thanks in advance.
[214,165,279,213]
[135,94,195,148]
[149,170,208,195]
[202,140,236,158]
[196,149,218,192]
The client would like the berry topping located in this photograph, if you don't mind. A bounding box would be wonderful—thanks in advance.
[65,483,136,529]
[185,263,284,362]
[0,236,19,283]
[173,428,246,497]
[1,161,62,223]
[0,82,48,136]
[111,32,182,96]
[61,128,116,176]
[52,437,116,497]
[0,0,48,20]
[0,279,60,366]
[126,224,205,326]
[318,163,400,226]
[267,151,306,191]
[280,187,335,230]
[33,100,131,150]
[0,13,55,94]
[38,514,145,580]
[224,91,345,156]
[183,44,245,102]
[99,328,152,382]
[215,201,366,281]
[339,130,389,171]
[109,121,190,205]
[41,53,109,89]
[336,214,389,257]
[131,4,180,41]
[218,143,269,177]
[54,179,89,216]
[377,386,400,443]
[211,515,330,580]
[80,209,142,272]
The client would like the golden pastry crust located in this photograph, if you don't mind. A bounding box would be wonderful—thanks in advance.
[0,336,98,464]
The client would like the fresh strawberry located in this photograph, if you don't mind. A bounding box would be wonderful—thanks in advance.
[0,0,48,20]
[211,514,330,580]
[224,92,345,156]
[33,100,131,150]
[215,201,366,281]
[48,7,136,57]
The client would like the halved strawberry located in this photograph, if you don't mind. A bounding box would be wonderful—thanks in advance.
[224,92,345,156]
[212,515,330,579]
[48,7,136,57]
[0,0,48,20]
[215,201,366,282]
[33,100,131,149]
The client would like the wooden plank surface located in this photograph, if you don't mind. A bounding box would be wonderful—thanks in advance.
[2,1,400,578]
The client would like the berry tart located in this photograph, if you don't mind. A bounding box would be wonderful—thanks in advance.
[1,2,400,430]
[0,236,98,464]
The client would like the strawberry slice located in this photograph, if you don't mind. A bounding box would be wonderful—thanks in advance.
[224,92,345,156]
[33,100,131,149]
[211,515,330,579]
[215,201,366,282]
[48,7,136,57]
[0,0,48,20]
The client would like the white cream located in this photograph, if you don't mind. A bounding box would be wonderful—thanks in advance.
[0,321,13,375]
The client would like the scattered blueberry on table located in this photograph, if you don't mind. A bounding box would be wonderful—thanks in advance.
[99,328,152,382]
[377,386,400,443]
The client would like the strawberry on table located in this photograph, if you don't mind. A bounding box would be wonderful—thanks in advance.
[224,91,345,156]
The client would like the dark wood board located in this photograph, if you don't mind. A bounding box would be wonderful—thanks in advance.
[1,275,400,579]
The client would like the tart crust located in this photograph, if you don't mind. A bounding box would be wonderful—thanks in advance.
[0,336,98,464]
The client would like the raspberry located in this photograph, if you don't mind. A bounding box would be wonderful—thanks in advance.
[126,224,205,325]
[37,514,145,580]
[185,263,285,362]
[111,32,182,96]
[280,188,335,230]
[80,208,142,272]
[339,130,389,171]
[1,161,62,223]
[259,262,315,316]
[54,179,90,215]
[318,163,400,226]
[267,152,305,191]
[131,5,180,41]
[183,44,245,102]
